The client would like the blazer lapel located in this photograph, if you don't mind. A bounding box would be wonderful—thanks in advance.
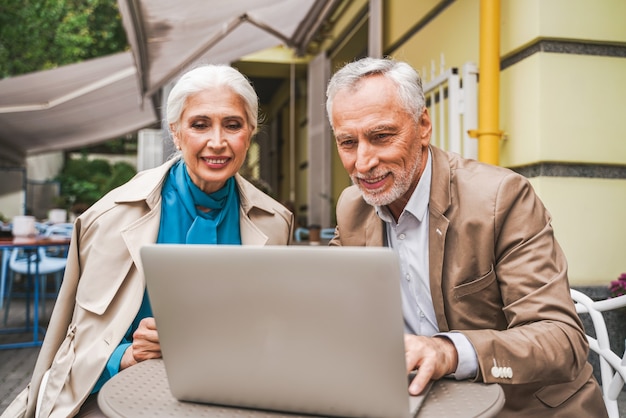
[428,146,452,331]
[428,212,449,331]
[365,210,384,246]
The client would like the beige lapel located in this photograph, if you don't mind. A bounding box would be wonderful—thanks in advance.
[239,212,269,245]
[428,146,452,331]
[364,210,384,246]
[121,208,162,284]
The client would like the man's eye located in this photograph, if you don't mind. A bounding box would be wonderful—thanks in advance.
[339,139,355,147]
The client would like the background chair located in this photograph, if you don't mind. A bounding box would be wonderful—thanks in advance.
[294,227,309,243]
[571,289,626,418]
[44,223,73,239]
[41,223,73,295]
[294,227,335,243]
[320,228,335,240]
[3,225,71,324]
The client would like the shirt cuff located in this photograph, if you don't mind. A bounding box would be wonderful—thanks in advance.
[435,332,478,380]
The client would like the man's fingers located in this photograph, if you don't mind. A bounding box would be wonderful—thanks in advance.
[408,367,431,395]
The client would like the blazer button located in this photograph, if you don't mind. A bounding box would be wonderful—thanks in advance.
[491,366,513,379]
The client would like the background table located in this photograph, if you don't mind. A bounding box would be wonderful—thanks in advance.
[98,359,504,418]
[0,236,70,349]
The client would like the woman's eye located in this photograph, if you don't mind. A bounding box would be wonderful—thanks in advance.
[225,122,242,130]
[191,121,208,129]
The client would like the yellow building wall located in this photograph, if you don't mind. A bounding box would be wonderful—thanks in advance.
[499,56,541,165]
[388,0,479,77]
[384,0,441,47]
[500,54,626,167]
[530,177,626,285]
[502,0,626,55]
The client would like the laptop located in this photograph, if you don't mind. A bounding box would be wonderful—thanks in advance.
[140,244,431,418]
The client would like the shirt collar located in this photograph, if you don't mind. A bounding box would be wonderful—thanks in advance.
[376,149,432,223]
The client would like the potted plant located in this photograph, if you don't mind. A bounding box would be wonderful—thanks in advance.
[608,272,626,361]
[609,273,626,299]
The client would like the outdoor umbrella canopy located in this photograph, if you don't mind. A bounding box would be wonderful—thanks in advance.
[0,0,337,166]
[0,52,157,166]
[117,0,335,96]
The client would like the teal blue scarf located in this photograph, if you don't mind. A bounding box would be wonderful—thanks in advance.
[158,159,242,245]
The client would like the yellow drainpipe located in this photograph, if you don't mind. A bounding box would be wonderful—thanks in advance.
[470,0,504,165]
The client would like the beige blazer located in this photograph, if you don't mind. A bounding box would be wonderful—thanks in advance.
[2,159,293,418]
[330,146,607,417]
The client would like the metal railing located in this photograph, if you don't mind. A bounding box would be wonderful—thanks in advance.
[423,60,478,160]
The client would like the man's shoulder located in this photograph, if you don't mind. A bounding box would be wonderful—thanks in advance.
[335,185,378,228]
[337,185,371,211]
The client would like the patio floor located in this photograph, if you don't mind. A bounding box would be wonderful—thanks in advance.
[0,293,56,413]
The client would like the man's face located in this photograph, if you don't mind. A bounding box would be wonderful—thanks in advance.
[331,75,431,218]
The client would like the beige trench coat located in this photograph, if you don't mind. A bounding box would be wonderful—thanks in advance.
[330,146,607,417]
[2,159,293,417]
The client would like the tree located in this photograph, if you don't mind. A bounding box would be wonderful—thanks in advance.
[0,0,127,78]
[55,156,136,214]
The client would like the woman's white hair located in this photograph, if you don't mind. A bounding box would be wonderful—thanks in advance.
[326,57,426,128]
[166,64,259,135]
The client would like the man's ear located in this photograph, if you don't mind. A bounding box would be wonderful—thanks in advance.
[418,108,433,143]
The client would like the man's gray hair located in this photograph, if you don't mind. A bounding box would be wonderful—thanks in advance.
[326,57,425,128]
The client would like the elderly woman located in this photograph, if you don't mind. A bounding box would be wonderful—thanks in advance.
[3,65,293,418]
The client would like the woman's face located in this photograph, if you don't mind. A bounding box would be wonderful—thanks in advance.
[171,86,253,194]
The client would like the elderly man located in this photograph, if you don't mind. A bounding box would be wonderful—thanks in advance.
[326,57,606,416]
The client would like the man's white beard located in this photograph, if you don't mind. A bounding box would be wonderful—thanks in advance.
[353,154,420,207]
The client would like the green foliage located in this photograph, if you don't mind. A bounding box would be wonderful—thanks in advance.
[107,162,137,191]
[55,156,136,212]
[0,0,127,78]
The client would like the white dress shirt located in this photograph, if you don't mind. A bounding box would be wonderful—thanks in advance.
[375,150,478,380]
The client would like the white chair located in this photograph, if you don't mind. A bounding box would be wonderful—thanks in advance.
[570,289,626,418]
[41,223,73,296]
[44,223,73,239]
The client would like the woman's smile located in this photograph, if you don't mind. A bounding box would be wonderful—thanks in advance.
[202,156,231,169]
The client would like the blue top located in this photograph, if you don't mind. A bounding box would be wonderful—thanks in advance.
[92,160,242,392]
